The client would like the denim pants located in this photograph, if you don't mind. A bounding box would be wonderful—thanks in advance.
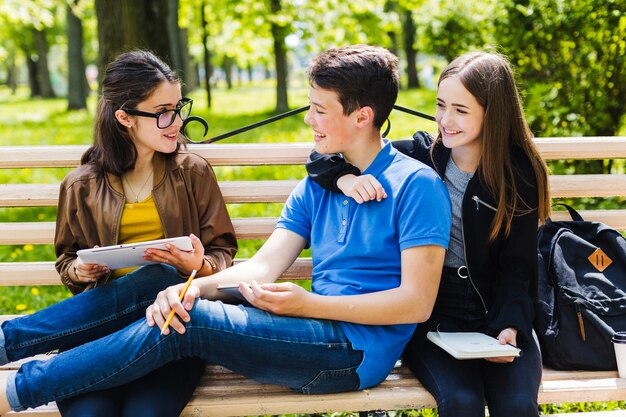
[0,264,363,411]
[56,356,205,417]
[402,267,542,417]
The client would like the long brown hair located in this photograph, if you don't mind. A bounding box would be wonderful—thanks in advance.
[432,52,550,241]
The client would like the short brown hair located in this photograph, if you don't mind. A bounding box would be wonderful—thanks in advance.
[307,45,399,129]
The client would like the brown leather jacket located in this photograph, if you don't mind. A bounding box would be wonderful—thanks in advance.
[55,151,238,294]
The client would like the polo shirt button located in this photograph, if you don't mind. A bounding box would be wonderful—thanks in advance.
[342,220,347,225]
[343,200,348,205]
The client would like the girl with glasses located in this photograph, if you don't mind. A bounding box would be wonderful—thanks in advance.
[51,50,237,417]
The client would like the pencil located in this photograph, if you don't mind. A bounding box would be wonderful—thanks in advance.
[160,269,197,334]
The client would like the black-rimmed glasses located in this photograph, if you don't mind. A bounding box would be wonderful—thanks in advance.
[121,98,193,129]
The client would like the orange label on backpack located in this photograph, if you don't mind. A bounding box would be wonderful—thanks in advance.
[588,248,612,272]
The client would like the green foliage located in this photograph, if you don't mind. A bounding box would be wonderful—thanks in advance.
[494,0,626,137]
[415,0,494,62]
[540,401,626,413]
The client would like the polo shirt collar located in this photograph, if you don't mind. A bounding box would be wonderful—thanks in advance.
[361,139,396,178]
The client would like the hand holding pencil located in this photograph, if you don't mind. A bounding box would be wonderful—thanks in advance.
[160,269,197,335]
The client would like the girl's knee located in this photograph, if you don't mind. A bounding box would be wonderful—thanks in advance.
[438,391,485,417]
[488,395,538,417]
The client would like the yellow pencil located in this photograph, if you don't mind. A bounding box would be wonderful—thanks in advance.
[160,269,197,334]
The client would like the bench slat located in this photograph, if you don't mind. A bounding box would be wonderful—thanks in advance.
[1,209,626,247]
[2,362,625,416]
[3,175,626,208]
[0,181,299,206]
[534,136,626,159]
[0,144,313,168]
[0,217,278,245]
[549,174,626,198]
[1,137,626,168]
[0,258,312,286]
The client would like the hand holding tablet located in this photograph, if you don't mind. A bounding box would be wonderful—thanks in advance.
[217,283,249,301]
[77,236,193,270]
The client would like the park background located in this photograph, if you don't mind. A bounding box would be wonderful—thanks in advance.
[0,0,625,414]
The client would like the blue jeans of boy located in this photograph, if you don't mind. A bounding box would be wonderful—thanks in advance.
[0,264,363,411]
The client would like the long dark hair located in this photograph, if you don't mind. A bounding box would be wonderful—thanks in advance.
[82,50,186,175]
[432,52,550,241]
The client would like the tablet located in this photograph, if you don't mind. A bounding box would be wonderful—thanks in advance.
[76,236,193,270]
[217,283,248,301]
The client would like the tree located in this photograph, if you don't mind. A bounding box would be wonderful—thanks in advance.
[494,0,626,138]
[417,0,492,63]
[270,0,289,112]
[0,0,59,98]
[94,0,124,82]
[67,2,88,110]
[95,0,184,82]
[199,0,213,107]
[401,6,419,88]
[32,28,56,98]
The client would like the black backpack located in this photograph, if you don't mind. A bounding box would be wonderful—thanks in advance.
[535,204,626,370]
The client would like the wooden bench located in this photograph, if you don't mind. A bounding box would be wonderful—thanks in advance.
[1,137,626,416]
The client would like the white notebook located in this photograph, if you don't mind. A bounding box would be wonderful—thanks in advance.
[427,331,521,360]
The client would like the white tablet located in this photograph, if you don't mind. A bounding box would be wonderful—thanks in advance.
[76,236,193,270]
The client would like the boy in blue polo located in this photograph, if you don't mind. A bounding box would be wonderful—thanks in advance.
[0,45,451,412]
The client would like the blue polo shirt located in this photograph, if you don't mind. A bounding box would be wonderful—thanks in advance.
[276,140,451,389]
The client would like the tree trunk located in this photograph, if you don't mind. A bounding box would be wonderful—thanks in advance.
[33,28,55,98]
[180,28,197,91]
[270,0,289,113]
[95,0,125,88]
[402,9,419,89]
[384,0,400,56]
[7,52,17,94]
[122,0,171,64]
[67,3,88,110]
[167,0,185,86]
[201,0,212,108]
[223,56,233,90]
[25,51,41,98]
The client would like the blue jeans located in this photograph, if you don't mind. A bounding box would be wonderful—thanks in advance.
[402,267,541,417]
[56,357,205,417]
[1,264,363,411]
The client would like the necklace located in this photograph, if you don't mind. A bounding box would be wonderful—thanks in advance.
[123,169,153,203]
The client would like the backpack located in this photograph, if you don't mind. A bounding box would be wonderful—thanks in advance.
[535,204,626,370]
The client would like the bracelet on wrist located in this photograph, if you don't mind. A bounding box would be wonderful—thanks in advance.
[197,258,206,274]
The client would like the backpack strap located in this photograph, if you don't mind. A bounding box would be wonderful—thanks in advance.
[553,203,585,222]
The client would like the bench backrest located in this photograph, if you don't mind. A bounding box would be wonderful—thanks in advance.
[1,137,625,286]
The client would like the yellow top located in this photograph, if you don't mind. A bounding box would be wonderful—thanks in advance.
[110,194,164,279]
